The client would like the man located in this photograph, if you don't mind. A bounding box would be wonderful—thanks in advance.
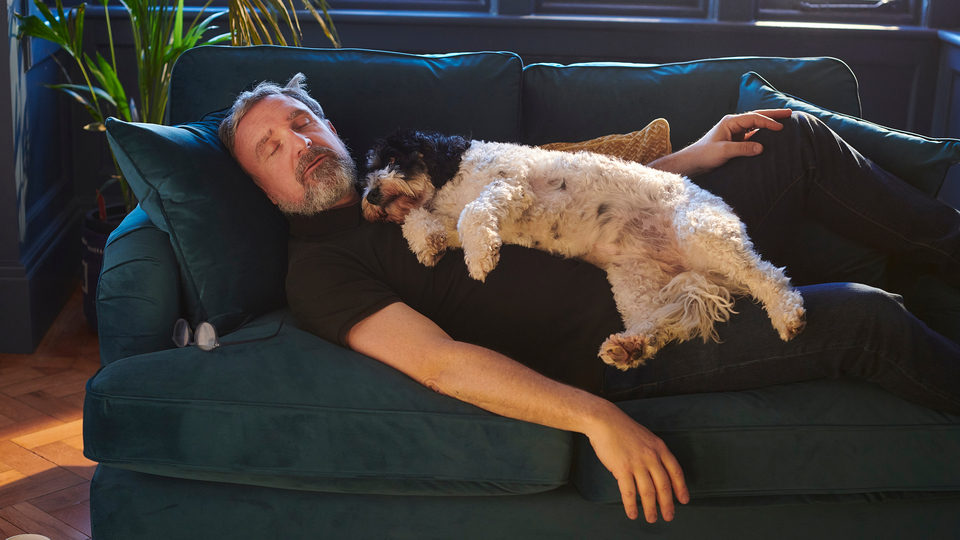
[219,73,960,525]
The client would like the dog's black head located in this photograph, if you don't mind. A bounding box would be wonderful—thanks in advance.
[361,129,471,224]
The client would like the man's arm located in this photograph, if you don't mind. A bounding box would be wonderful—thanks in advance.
[346,301,690,523]
[649,109,792,177]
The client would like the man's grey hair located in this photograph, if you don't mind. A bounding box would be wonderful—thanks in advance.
[218,72,326,156]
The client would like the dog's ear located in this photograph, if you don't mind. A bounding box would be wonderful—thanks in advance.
[421,133,470,190]
[365,147,382,171]
[374,129,425,170]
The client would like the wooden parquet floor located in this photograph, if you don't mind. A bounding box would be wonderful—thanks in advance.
[0,285,100,539]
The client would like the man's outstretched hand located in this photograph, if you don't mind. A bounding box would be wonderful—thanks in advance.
[650,109,793,178]
[585,401,690,522]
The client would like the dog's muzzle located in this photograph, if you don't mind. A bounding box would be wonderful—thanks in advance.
[366,185,382,205]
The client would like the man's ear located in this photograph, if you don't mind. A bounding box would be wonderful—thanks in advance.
[326,119,338,135]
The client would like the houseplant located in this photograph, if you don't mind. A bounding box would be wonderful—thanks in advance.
[17,0,228,212]
[17,0,340,328]
[16,0,228,327]
[227,0,340,47]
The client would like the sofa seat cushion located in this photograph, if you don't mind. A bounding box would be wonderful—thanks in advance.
[521,56,860,150]
[573,378,960,504]
[83,310,572,496]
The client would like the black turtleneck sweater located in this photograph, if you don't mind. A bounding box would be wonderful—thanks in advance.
[285,198,623,394]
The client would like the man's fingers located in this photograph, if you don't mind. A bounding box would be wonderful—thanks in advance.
[742,109,792,129]
[754,108,793,120]
[617,476,639,521]
[635,472,660,523]
[649,465,676,522]
[661,449,690,505]
[724,109,791,134]
[718,141,763,160]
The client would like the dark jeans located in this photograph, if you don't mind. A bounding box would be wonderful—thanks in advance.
[601,113,960,415]
[698,111,960,289]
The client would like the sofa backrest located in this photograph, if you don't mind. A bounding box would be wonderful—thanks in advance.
[168,46,524,164]
[521,56,861,149]
[111,49,865,361]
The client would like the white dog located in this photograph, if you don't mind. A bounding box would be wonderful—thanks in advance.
[360,129,805,369]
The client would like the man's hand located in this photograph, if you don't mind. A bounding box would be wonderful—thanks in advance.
[650,109,792,177]
[585,401,689,522]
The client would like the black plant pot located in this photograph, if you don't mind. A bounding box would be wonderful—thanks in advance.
[82,203,127,330]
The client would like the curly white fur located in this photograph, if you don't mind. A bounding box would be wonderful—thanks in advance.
[363,139,806,369]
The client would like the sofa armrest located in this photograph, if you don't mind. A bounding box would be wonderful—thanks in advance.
[97,205,182,365]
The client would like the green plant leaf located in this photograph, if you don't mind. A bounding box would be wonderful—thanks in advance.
[19,0,79,55]
[84,122,106,132]
[97,176,119,193]
[35,0,72,49]
[92,53,132,121]
[68,3,86,60]
[173,0,184,48]
[128,98,140,123]
[302,0,340,49]
[15,14,65,47]
[48,83,116,107]
[226,0,340,48]
[206,32,231,45]
[250,0,289,46]
[49,86,103,122]
[33,0,59,27]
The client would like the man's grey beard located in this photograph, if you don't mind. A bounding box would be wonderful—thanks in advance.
[278,148,358,216]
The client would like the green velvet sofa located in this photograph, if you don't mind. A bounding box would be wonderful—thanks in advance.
[84,46,960,539]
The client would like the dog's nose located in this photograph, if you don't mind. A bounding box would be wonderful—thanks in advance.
[367,186,382,205]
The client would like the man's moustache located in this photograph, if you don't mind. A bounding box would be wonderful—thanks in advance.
[296,147,341,185]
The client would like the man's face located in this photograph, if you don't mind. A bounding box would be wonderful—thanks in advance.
[234,94,357,214]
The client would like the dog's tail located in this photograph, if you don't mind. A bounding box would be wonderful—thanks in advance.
[653,271,737,344]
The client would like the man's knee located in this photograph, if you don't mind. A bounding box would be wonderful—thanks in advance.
[806,282,907,328]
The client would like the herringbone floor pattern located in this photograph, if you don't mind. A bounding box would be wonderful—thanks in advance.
[0,285,99,539]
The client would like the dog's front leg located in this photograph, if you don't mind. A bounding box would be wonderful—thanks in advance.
[402,207,451,266]
[457,178,534,281]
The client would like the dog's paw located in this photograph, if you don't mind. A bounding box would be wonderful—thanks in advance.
[465,244,500,282]
[415,230,448,266]
[774,305,806,341]
[599,333,658,370]
[770,290,806,341]
[416,248,446,267]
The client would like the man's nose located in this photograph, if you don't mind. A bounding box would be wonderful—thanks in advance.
[294,133,312,155]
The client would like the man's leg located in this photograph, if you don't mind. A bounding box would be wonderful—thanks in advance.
[693,111,960,289]
[601,282,960,416]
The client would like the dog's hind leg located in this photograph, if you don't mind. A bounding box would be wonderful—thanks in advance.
[458,178,534,281]
[676,194,806,342]
[599,259,673,370]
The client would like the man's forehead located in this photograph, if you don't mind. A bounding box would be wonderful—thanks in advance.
[244,96,307,129]
[237,96,308,149]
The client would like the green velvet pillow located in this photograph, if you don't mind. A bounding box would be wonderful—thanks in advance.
[737,71,960,197]
[105,111,288,333]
